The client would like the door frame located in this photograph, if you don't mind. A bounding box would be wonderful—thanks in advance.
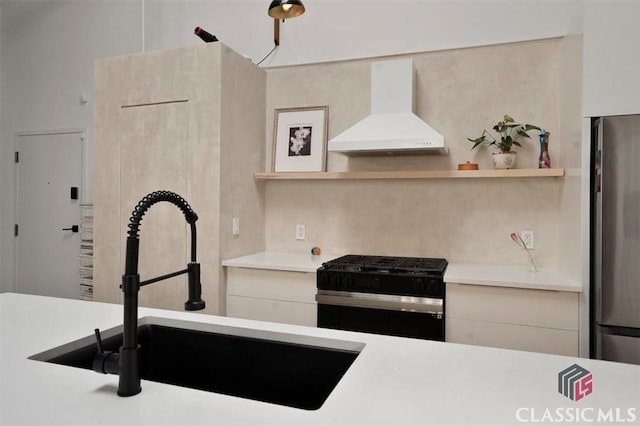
[13,127,89,293]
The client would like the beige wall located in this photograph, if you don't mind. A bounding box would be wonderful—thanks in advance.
[264,38,582,268]
[558,33,584,278]
[218,48,267,314]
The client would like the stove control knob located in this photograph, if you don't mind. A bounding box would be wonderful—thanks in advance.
[324,274,333,287]
[337,274,348,290]
[335,275,343,290]
[412,278,425,293]
[330,274,339,290]
[342,275,353,290]
[427,279,440,295]
[372,277,381,290]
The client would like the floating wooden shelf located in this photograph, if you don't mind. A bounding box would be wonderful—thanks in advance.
[255,168,565,181]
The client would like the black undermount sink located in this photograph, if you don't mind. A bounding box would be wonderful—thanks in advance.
[29,317,364,410]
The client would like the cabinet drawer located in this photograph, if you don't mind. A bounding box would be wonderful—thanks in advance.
[227,295,317,327]
[446,282,579,331]
[226,267,316,304]
[446,318,578,356]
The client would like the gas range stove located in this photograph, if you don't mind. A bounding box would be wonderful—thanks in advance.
[316,254,448,341]
[319,254,447,274]
[317,254,447,298]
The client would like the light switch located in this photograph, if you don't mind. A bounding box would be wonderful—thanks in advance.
[232,217,240,236]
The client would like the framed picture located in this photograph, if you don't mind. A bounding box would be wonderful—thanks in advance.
[272,105,328,172]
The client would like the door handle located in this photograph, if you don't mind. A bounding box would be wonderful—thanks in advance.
[62,225,79,233]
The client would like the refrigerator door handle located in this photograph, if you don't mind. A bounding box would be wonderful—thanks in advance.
[598,323,640,339]
[596,324,640,365]
[593,118,604,325]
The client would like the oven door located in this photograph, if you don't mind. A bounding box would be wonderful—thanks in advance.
[316,290,444,341]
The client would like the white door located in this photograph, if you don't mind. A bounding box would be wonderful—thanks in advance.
[15,131,84,299]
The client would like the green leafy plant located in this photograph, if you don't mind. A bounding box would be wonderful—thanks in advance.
[468,114,541,153]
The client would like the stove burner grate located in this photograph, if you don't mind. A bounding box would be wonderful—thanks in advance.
[322,255,447,275]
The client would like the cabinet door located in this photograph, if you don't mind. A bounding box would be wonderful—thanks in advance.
[446,318,578,356]
[94,46,222,311]
[227,268,316,302]
[227,296,316,327]
[120,102,189,310]
[226,268,317,326]
[446,283,579,330]
[445,283,579,356]
[94,45,265,314]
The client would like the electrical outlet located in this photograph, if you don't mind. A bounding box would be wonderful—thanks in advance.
[520,230,534,250]
[296,224,306,240]
[232,217,240,236]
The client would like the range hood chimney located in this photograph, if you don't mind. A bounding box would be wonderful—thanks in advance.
[328,58,447,156]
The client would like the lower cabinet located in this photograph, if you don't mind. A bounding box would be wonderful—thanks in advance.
[226,267,317,327]
[445,282,579,356]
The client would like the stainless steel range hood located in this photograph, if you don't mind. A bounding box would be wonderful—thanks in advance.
[328,58,447,156]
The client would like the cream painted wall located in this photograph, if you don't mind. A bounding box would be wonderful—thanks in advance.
[583,0,640,117]
[143,0,584,67]
[558,33,584,278]
[267,39,564,173]
[265,179,562,266]
[0,0,585,294]
[0,1,142,293]
[558,33,587,356]
[264,38,581,268]
[218,48,267,314]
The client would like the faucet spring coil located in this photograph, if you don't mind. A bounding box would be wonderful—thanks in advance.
[127,190,198,238]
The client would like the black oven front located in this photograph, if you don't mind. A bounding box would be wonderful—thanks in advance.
[315,255,447,342]
[316,290,444,340]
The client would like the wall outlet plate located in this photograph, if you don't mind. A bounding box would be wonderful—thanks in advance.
[296,224,306,240]
[520,230,534,250]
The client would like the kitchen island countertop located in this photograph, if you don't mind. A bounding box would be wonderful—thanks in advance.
[1,292,637,426]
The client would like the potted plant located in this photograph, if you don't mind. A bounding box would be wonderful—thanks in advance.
[467,114,541,169]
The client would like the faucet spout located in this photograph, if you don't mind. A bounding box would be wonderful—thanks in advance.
[93,190,206,397]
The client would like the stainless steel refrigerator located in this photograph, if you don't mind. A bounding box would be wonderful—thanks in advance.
[591,115,640,365]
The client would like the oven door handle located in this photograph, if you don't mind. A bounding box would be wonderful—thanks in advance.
[316,290,443,315]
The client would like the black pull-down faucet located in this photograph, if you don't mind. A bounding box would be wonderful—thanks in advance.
[92,190,206,396]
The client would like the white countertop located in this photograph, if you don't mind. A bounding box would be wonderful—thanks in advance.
[2,293,637,426]
[222,252,583,292]
[222,251,343,273]
[444,263,583,292]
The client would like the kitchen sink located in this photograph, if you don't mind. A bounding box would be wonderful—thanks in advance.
[29,317,364,410]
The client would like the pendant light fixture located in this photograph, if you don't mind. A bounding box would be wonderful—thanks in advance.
[268,0,305,19]
[267,0,305,46]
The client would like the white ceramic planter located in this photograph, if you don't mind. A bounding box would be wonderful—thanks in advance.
[492,152,517,169]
